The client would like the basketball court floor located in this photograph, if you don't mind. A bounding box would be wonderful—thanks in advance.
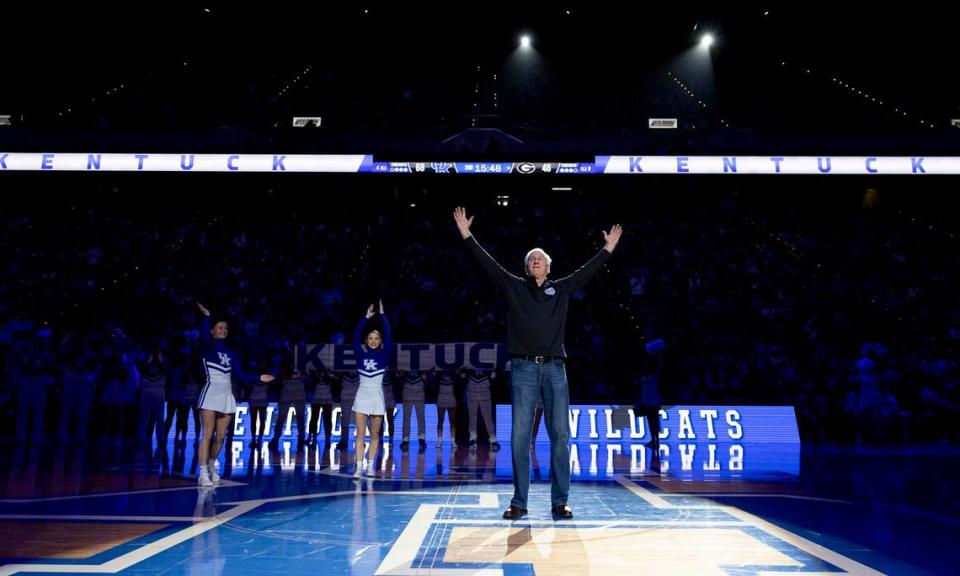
[1,434,957,575]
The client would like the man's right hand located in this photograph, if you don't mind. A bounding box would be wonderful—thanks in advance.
[453,206,474,240]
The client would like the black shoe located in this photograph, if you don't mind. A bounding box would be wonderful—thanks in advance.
[490,441,501,451]
[418,439,427,449]
[468,439,477,447]
[400,441,409,451]
[502,505,528,520]
[552,505,573,519]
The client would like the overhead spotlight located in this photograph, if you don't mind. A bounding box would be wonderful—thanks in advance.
[520,35,531,48]
[700,34,714,49]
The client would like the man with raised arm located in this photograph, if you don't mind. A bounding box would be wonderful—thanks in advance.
[452,206,622,520]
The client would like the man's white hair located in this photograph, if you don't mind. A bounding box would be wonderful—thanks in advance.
[524,248,552,272]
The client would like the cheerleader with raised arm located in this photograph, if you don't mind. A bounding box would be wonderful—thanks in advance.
[195,303,275,487]
[350,300,392,478]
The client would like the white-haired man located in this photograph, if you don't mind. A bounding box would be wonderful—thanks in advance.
[453,207,622,520]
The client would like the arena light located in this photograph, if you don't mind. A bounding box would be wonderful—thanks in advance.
[700,34,714,49]
[520,35,531,49]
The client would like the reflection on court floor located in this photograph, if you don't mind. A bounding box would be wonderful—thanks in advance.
[0,440,954,575]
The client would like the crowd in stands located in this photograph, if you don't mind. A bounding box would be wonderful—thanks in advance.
[1,177,958,445]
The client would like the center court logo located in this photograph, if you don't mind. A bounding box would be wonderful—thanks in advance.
[374,481,876,575]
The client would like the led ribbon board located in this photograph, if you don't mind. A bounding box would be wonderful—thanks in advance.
[2,153,958,174]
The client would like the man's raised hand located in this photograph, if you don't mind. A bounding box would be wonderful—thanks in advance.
[603,224,623,253]
[453,206,474,240]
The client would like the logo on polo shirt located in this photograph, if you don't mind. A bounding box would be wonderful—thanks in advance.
[544,287,556,296]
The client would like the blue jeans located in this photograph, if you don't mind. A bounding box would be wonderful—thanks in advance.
[510,358,570,509]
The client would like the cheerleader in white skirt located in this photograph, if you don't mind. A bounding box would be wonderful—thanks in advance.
[195,303,275,487]
[351,300,392,478]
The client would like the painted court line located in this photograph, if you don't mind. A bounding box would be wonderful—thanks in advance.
[0,514,208,523]
[0,501,259,575]
[614,474,672,509]
[0,480,246,504]
[0,488,507,574]
[376,491,502,576]
[615,475,886,576]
